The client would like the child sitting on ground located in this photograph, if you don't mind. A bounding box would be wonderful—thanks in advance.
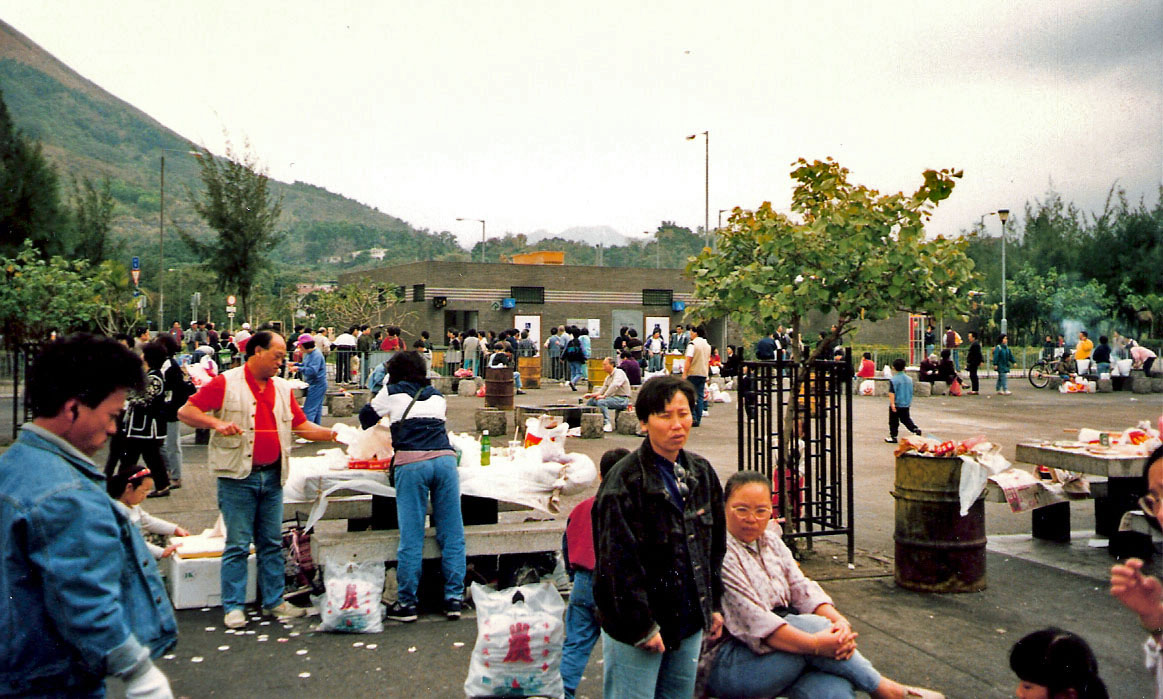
[559,447,629,699]
[1009,627,1108,698]
[108,465,190,559]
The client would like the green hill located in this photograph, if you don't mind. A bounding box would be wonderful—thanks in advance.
[0,18,462,273]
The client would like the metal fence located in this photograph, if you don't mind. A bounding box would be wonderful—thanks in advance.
[737,353,855,562]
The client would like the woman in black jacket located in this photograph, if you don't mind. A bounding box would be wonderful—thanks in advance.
[593,375,726,698]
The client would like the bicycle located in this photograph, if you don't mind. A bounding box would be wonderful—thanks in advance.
[1028,354,1075,389]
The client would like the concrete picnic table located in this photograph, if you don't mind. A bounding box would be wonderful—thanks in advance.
[1013,440,1149,540]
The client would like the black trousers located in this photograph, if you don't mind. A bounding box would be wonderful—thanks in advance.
[335,347,352,383]
[116,437,170,490]
[889,406,920,438]
[968,365,980,392]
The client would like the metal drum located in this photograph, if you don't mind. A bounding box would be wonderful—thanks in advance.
[517,355,541,389]
[892,454,986,593]
[484,367,515,409]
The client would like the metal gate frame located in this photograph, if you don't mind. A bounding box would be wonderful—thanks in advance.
[737,350,855,562]
[8,343,40,440]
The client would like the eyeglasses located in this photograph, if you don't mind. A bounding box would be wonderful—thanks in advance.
[1140,493,1163,515]
[673,462,690,499]
[730,506,773,521]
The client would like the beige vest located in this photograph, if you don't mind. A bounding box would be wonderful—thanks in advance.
[687,337,711,377]
[206,366,294,485]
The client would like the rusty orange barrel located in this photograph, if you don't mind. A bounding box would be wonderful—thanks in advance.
[517,355,541,389]
[892,454,986,593]
[484,367,515,409]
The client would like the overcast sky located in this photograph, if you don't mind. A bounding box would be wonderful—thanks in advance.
[1,1,1160,247]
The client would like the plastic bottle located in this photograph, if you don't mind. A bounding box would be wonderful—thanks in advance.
[480,430,491,466]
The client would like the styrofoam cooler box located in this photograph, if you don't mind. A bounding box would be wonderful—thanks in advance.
[166,554,257,609]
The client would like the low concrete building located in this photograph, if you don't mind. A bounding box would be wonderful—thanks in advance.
[338,261,713,350]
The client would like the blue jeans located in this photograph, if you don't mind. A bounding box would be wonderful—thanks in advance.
[686,375,706,426]
[303,382,326,424]
[561,570,600,697]
[996,370,1009,392]
[1095,362,1111,376]
[648,353,663,372]
[163,421,182,480]
[218,469,285,611]
[951,348,960,371]
[707,613,881,698]
[602,628,702,699]
[569,360,587,386]
[393,454,466,607]
[587,395,629,426]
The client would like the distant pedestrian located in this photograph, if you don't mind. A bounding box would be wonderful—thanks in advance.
[682,325,711,426]
[294,333,328,424]
[993,334,1015,395]
[755,331,777,361]
[333,325,358,383]
[965,331,983,394]
[545,327,564,380]
[1129,340,1156,375]
[563,328,587,391]
[944,325,961,371]
[885,358,922,443]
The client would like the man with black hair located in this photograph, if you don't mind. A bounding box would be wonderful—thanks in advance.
[593,376,725,698]
[682,324,711,427]
[178,330,339,630]
[0,334,177,697]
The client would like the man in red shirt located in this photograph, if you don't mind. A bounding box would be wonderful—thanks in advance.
[178,331,337,629]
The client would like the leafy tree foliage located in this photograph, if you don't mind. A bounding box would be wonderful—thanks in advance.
[965,185,1162,342]
[0,88,64,257]
[69,174,121,264]
[305,284,408,332]
[686,158,976,363]
[0,240,111,345]
[179,143,284,321]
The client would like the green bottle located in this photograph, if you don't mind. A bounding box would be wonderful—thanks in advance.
[480,430,491,466]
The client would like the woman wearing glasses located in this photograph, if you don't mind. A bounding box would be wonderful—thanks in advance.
[1110,443,1163,696]
[700,470,942,699]
[593,375,726,699]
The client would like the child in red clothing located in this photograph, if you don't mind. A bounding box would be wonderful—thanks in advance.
[560,448,629,699]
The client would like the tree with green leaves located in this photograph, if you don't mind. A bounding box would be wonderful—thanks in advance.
[0,240,112,345]
[686,157,977,365]
[179,143,284,322]
[305,284,409,332]
[0,88,64,257]
[69,175,120,264]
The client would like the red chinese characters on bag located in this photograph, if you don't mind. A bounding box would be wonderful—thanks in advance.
[503,623,534,663]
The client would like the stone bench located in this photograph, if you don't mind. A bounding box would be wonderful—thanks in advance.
[615,410,642,436]
[311,519,566,564]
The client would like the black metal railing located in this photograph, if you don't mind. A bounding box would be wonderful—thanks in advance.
[737,351,854,562]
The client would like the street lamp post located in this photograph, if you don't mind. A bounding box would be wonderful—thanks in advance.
[158,147,200,330]
[997,209,1010,336]
[456,217,486,263]
[686,131,709,249]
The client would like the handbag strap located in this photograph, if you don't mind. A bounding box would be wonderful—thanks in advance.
[398,385,426,422]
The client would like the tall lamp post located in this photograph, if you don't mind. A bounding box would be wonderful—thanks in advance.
[997,209,1010,335]
[456,217,486,263]
[686,130,709,249]
[158,147,201,330]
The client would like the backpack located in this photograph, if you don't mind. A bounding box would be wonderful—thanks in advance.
[563,338,584,362]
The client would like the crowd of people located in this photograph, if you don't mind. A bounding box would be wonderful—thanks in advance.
[4,320,1157,697]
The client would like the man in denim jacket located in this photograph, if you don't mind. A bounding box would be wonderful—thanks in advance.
[0,334,177,697]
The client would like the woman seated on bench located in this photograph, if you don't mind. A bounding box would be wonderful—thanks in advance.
[699,471,941,699]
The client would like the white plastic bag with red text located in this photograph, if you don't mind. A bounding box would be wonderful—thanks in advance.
[464,581,565,698]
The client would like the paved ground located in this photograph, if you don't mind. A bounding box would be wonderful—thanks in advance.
[84,377,1162,697]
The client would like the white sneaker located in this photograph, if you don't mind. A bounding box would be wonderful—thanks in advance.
[224,609,246,629]
[603,423,614,432]
[264,601,307,619]
[295,437,311,444]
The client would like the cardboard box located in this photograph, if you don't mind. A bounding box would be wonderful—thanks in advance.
[166,553,258,609]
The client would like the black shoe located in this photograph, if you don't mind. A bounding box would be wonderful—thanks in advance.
[169,479,182,490]
[444,599,462,620]
[912,428,923,436]
[516,389,527,395]
[569,382,577,391]
[884,437,898,443]
[147,487,171,498]
[384,601,417,623]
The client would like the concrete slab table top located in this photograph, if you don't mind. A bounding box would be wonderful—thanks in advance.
[1015,441,1147,478]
